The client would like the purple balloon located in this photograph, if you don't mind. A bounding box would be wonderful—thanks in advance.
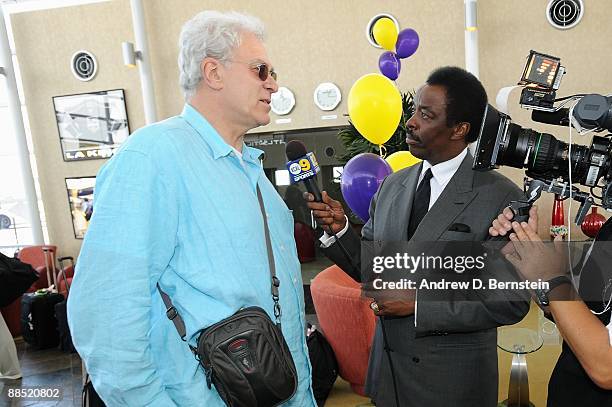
[341,153,392,222]
[395,28,419,59]
[378,51,401,81]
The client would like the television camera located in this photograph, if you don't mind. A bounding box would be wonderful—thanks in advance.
[473,50,612,226]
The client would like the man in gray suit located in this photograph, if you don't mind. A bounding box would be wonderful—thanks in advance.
[306,66,530,406]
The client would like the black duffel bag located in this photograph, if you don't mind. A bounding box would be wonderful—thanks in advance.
[307,324,338,406]
[0,252,38,307]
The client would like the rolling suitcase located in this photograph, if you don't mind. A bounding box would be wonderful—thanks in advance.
[55,256,75,352]
[20,291,64,349]
[20,248,64,349]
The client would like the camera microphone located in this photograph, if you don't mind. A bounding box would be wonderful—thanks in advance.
[285,140,322,202]
[531,108,570,127]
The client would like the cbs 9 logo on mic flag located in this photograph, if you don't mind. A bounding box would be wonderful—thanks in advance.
[287,153,320,182]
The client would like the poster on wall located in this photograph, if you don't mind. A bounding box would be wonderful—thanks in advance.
[53,89,130,161]
[65,176,96,239]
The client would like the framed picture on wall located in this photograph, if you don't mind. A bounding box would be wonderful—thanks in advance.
[65,176,96,239]
[53,89,130,161]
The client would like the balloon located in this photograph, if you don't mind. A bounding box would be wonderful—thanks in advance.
[385,151,421,172]
[341,153,392,222]
[348,74,402,145]
[395,28,419,59]
[378,52,401,81]
[372,17,398,51]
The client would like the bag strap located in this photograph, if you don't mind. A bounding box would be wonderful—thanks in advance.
[158,287,188,340]
[256,185,282,325]
[157,184,282,342]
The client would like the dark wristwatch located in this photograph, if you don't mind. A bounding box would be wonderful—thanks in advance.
[535,276,572,306]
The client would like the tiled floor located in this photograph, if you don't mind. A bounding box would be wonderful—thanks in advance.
[0,340,81,407]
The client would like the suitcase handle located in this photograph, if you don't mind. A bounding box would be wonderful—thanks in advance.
[42,247,57,291]
[57,256,74,294]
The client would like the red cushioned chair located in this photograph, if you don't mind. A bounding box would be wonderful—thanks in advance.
[310,265,376,396]
[0,245,57,337]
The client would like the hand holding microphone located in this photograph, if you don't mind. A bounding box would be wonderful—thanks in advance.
[303,191,347,234]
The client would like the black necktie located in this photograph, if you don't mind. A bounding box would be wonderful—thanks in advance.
[407,168,433,240]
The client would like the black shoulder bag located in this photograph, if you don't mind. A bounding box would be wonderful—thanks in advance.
[0,252,39,307]
[158,186,298,407]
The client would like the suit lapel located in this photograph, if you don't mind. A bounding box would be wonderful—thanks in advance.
[386,162,422,240]
[412,153,478,242]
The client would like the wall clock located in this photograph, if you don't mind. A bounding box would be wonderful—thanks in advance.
[271,86,296,115]
[314,82,341,111]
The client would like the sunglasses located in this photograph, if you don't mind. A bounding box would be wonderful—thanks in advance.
[229,60,277,81]
[252,63,277,81]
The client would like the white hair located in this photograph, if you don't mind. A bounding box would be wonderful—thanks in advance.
[178,11,265,100]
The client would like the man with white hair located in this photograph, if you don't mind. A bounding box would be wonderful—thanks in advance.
[68,11,316,406]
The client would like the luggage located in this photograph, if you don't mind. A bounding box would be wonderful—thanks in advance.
[55,256,75,352]
[20,291,64,349]
[20,248,64,349]
[0,252,39,307]
[306,324,338,406]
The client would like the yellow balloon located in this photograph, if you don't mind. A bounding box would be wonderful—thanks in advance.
[372,17,398,51]
[348,73,402,145]
[385,151,422,172]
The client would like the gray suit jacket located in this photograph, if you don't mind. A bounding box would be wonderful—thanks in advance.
[323,152,530,407]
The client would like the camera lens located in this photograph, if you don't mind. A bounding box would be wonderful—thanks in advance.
[498,124,539,168]
[498,125,592,181]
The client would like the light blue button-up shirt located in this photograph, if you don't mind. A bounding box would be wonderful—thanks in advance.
[67,105,316,406]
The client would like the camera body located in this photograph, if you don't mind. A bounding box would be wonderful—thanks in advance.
[473,51,612,224]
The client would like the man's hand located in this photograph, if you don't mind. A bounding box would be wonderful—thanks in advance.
[303,191,347,234]
[370,290,416,317]
[370,300,414,317]
[505,219,568,282]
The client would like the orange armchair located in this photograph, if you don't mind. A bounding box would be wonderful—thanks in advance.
[310,265,376,396]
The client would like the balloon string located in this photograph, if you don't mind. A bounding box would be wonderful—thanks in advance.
[379,144,387,158]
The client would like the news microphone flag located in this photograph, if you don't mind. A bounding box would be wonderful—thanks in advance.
[286,152,320,183]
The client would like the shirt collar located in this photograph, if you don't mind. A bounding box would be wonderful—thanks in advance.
[421,148,468,185]
[180,104,263,165]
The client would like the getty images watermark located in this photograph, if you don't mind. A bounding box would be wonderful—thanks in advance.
[370,251,550,291]
[358,240,564,301]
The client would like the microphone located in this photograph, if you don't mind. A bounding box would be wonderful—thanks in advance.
[286,141,360,282]
[531,108,570,127]
[285,140,322,202]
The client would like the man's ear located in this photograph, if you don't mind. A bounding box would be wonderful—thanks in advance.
[450,122,470,142]
[201,57,224,91]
